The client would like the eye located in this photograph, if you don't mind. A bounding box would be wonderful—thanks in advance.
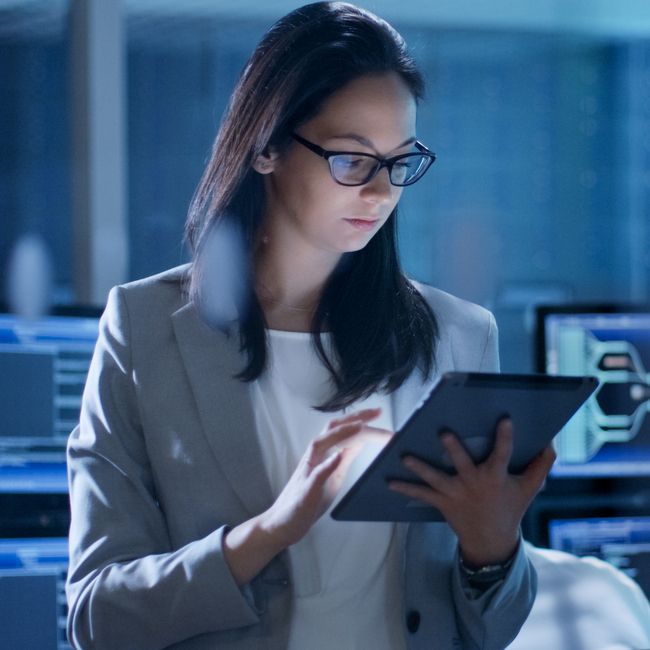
[337,155,366,168]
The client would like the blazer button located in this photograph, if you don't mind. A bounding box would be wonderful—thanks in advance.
[406,609,420,633]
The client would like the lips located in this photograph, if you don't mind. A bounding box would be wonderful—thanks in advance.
[344,218,380,232]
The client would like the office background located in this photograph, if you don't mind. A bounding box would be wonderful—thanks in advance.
[3,0,650,370]
[1,1,650,648]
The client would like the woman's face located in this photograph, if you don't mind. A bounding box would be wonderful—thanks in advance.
[259,72,417,261]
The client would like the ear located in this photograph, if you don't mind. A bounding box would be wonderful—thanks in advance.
[252,146,280,175]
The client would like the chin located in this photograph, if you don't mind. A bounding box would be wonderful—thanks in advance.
[347,240,372,253]
[338,233,378,254]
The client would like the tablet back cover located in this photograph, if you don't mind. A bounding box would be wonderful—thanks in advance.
[331,372,597,522]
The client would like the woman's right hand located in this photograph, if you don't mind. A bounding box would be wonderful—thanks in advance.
[223,407,390,586]
[260,407,389,548]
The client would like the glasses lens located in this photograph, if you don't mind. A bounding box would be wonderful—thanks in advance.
[330,154,379,185]
[390,155,432,186]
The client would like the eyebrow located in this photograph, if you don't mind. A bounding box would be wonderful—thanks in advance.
[326,133,416,151]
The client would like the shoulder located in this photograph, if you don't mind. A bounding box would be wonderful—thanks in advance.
[516,544,650,647]
[97,265,191,353]
[527,544,642,585]
[117,263,190,301]
[408,279,499,373]
[410,279,495,335]
[110,264,191,318]
[526,543,650,603]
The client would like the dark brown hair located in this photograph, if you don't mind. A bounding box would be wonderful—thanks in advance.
[185,1,438,410]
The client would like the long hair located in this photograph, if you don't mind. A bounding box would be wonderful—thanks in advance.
[185,1,438,411]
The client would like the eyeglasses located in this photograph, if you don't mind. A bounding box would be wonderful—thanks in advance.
[291,133,436,187]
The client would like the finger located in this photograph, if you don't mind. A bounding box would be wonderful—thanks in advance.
[321,422,392,451]
[519,445,556,494]
[308,449,342,486]
[387,480,444,509]
[308,422,363,465]
[308,421,393,470]
[353,424,394,446]
[326,407,382,431]
[487,417,514,471]
[401,455,452,493]
[439,433,476,475]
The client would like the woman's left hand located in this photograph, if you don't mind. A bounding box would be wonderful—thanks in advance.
[388,417,556,567]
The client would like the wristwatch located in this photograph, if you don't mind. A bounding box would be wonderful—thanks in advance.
[458,552,516,583]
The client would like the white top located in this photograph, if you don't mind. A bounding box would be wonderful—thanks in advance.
[250,329,405,650]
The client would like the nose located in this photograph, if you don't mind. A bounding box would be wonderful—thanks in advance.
[359,167,396,205]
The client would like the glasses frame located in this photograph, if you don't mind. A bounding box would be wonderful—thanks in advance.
[291,133,436,187]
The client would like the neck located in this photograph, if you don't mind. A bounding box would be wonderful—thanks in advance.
[254,232,340,332]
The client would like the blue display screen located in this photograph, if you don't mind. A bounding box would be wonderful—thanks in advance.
[0,537,70,649]
[0,537,69,570]
[0,462,68,493]
[543,312,650,477]
[0,313,99,456]
[549,516,650,598]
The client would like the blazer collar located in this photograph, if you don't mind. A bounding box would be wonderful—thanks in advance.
[171,302,274,518]
[171,296,441,524]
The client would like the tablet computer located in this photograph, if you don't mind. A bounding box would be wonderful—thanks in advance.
[331,372,598,522]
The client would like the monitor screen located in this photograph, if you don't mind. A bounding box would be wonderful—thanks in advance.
[548,516,650,599]
[0,463,68,494]
[0,308,101,462]
[0,536,70,650]
[536,305,650,477]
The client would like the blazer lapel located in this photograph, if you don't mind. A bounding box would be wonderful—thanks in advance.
[391,329,456,431]
[391,368,439,432]
[171,302,274,517]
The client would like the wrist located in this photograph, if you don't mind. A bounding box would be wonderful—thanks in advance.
[459,533,520,571]
[223,514,288,587]
[458,550,516,582]
[256,510,295,553]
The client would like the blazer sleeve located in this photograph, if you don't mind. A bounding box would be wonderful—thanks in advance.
[451,539,535,649]
[453,309,535,649]
[66,286,260,650]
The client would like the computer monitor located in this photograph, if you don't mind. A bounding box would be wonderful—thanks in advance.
[0,536,70,649]
[548,515,650,599]
[0,307,101,462]
[536,304,650,477]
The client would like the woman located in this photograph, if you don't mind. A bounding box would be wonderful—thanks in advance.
[66,3,555,649]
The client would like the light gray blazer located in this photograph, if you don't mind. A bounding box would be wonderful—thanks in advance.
[66,264,535,650]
